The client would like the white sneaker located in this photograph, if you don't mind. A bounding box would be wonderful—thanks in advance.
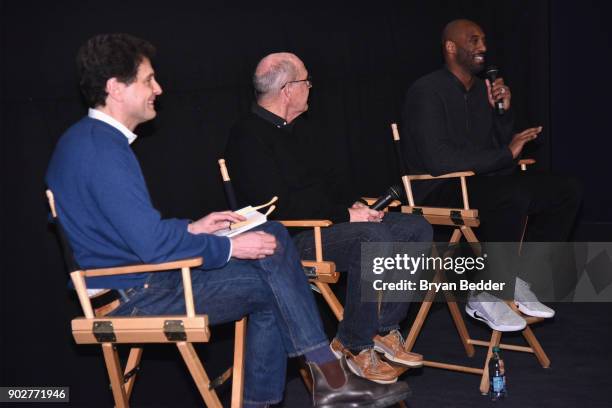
[466,292,527,332]
[514,277,555,318]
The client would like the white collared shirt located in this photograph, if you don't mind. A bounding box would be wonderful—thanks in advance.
[88,108,138,145]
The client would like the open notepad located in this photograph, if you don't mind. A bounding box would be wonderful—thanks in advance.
[214,196,278,238]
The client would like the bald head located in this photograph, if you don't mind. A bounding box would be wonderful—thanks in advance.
[253,52,302,101]
[442,19,483,53]
[441,19,487,74]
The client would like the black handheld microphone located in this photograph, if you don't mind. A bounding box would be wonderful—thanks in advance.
[485,65,505,115]
[369,185,402,211]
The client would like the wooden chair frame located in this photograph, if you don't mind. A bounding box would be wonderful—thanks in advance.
[218,159,344,322]
[218,158,403,323]
[47,190,246,407]
[390,123,550,394]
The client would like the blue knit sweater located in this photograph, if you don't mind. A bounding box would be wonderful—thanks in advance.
[46,117,231,288]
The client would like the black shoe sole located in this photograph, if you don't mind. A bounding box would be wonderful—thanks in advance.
[317,390,411,408]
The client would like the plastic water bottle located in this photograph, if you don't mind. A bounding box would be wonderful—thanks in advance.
[489,346,507,401]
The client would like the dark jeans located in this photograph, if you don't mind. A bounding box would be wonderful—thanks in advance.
[292,212,433,350]
[108,222,328,405]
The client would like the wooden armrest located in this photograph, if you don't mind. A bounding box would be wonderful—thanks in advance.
[279,220,332,267]
[402,171,474,209]
[519,159,535,166]
[280,220,333,228]
[406,171,475,181]
[73,257,204,319]
[361,197,401,207]
[83,257,203,278]
[518,158,535,171]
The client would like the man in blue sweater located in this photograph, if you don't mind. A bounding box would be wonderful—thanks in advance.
[45,33,409,407]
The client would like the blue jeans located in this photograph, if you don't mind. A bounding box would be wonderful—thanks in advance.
[109,221,328,405]
[293,212,433,350]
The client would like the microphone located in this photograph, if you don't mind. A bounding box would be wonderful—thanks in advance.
[485,65,505,115]
[369,185,402,211]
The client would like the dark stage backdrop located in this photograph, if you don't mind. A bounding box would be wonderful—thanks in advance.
[1,1,610,406]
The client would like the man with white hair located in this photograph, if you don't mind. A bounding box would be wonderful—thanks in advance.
[226,52,433,385]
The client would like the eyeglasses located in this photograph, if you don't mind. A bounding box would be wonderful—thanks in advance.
[281,75,313,89]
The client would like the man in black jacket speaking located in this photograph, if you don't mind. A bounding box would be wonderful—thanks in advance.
[401,19,582,331]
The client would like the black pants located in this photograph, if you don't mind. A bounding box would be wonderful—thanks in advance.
[422,171,582,298]
[422,171,583,243]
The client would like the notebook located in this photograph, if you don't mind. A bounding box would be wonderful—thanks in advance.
[214,196,277,237]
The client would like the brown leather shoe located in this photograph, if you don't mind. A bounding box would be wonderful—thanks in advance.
[308,356,411,408]
[330,338,398,384]
[373,330,423,368]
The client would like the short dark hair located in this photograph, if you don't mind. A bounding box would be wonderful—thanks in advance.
[76,33,156,108]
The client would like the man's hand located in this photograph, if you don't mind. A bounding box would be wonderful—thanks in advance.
[231,231,277,259]
[508,126,542,159]
[486,78,511,111]
[348,206,384,222]
[188,211,246,234]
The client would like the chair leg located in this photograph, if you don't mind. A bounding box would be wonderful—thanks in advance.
[460,226,477,243]
[299,365,314,393]
[449,228,463,244]
[405,265,442,351]
[314,282,344,321]
[123,347,143,400]
[518,216,529,254]
[101,343,129,408]
[231,317,247,408]
[176,342,223,408]
[507,292,551,368]
[479,330,502,395]
[445,296,476,358]
[521,325,551,368]
[405,295,433,351]
[405,248,476,357]
[433,246,476,358]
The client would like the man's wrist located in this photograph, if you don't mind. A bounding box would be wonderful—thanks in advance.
[187,220,195,234]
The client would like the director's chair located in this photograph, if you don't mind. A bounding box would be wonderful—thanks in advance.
[217,159,343,321]
[47,189,246,407]
[390,123,550,394]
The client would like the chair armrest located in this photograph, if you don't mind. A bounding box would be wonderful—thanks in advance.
[280,220,333,228]
[72,257,204,319]
[518,158,536,171]
[83,257,204,278]
[279,220,332,264]
[406,171,475,181]
[361,197,401,208]
[401,171,475,209]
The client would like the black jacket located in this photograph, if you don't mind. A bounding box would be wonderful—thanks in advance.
[225,108,352,223]
[401,68,516,201]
